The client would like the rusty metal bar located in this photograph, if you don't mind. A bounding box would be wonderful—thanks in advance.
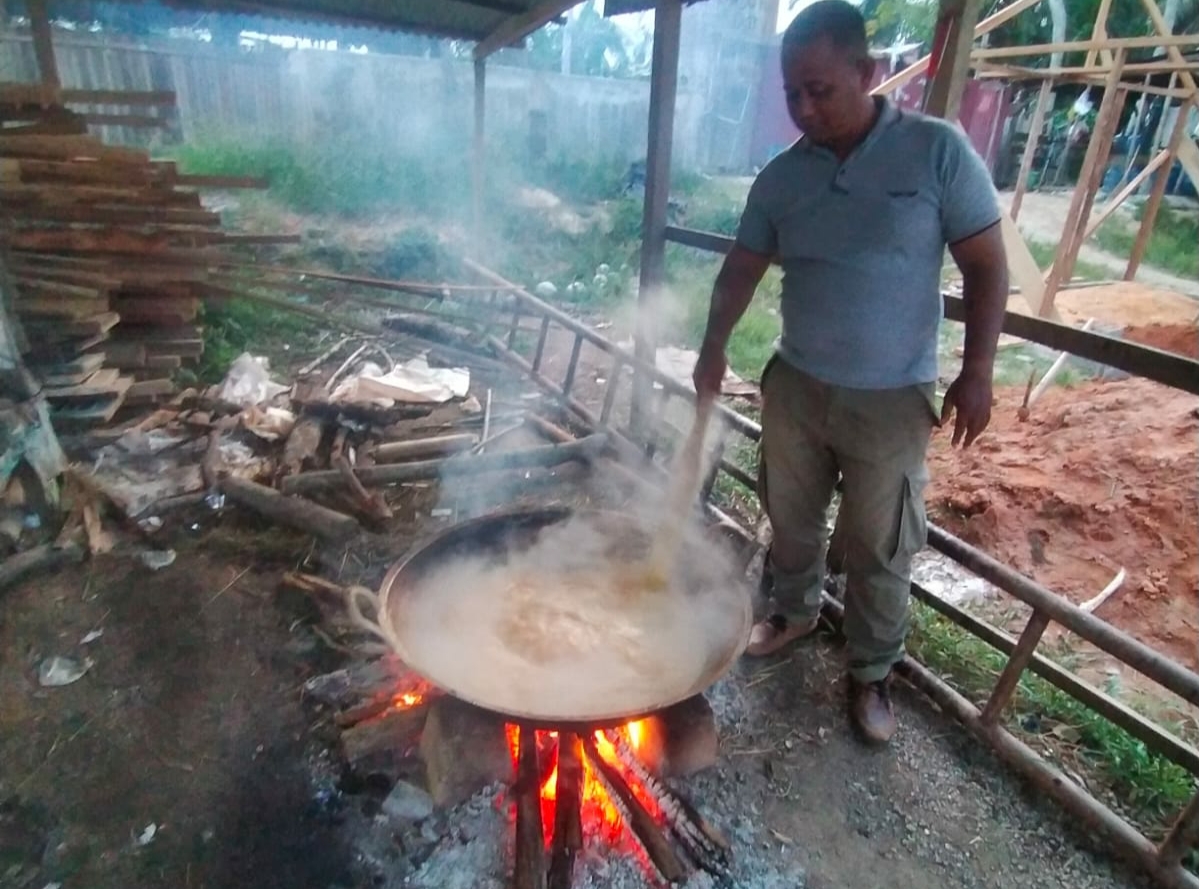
[561,334,584,398]
[531,314,552,374]
[463,258,762,441]
[599,356,623,426]
[929,526,1199,709]
[1159,791,1199,867]
[980,609,1051,725]
[507,305,523,351]
[717,457,757,493]
[819,592,1199,889]
[910,583,1199,776]
[660,225,1199,398]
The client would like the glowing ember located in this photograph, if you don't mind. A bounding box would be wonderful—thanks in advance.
[505,719,659,849]
[393,691,425,709]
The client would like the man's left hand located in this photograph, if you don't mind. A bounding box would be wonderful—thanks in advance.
[940,367,993,447]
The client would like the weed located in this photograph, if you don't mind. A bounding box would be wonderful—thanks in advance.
[1023,236,1113,282]
[195,298,312,384]
[907,604,1198,840]
[1094,204,1198,280]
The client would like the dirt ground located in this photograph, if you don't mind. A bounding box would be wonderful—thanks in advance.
[0,484,1156,889]
[927,372,1199,668]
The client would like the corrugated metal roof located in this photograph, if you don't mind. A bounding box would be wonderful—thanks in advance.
[144,1,697,42]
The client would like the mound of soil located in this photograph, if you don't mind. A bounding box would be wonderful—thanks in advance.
[1121,322,1198,359]
[927,377,1199,668]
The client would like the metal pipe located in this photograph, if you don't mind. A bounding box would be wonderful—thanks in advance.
[820,593,1199,889]
[910,583,1199,776]
[928,526,1199,709]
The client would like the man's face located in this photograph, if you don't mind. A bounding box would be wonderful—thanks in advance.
[782,35,874,146]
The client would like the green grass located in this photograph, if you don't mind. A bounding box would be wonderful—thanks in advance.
[193,298,312,385]
[1094,204,1199,280]
[1025,236,1113,282]
[907,604,1198,841]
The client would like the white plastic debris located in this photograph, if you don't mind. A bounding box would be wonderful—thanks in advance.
[136,824,157,846]
[139,549,176,571]
[216,353,289,407]
[81,629,104,645]
[331,355,469,407]
[37,656,92,687]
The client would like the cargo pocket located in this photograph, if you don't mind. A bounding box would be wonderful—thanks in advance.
[888,469,929,573]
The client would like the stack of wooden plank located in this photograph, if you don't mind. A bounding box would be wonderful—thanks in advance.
[0,82,288,427]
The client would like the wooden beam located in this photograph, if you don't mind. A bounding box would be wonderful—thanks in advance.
[1139,0,1199,94]
[633,0,682,436]
[1126,101,1194,280]
[1086,0,1116,70]
[60,88,177,107]
[1010,81,1052,222]
[28,0,60,89]
[1082,149,1170,241]
[973,33,1199,59]
[924,0,986,120]
[473,0,579,60]
[1041,52,1127,315]
[871,0,1042,97]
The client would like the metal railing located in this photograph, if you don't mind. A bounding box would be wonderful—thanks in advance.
[461,253,1199,889]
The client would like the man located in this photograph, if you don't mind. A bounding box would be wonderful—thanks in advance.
[692,0,1009,744]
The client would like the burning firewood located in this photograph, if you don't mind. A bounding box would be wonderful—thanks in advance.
[601,728,731,879]
[548,732,583,889]
[581,736,688,884]
[513,725,547,889]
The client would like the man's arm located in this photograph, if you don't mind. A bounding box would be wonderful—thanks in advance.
[693,243,773,398]
[942,222,1009,446]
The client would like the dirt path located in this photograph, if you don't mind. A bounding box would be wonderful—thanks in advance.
[1002,191,1199,298]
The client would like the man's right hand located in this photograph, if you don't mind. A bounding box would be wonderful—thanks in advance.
[693,340,727,399]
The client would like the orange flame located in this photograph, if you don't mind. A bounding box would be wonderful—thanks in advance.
[505,719,657,848]
[393,690,425,709]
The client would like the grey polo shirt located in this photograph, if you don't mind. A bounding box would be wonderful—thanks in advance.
[736,99,1001,389]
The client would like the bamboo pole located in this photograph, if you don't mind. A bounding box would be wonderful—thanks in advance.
[1010,80,1053,222]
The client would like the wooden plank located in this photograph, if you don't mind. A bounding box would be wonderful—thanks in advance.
[113,299,199,324]
[5,157,164,188]
[44,368,125,400]
[0,182,202,207]
[973,33,1199,59]
[0,134,144,162]
[1138,0,1199,94]
[13,278,109,301]
[474,0,578,59]
[16,294,112,319]
[924,0,987,121]
[943,295,1199,395]
[60,88,176,107]
[1127,104,1195,279]
[82,113,167,129]
[50,388,130,427]
[5,204,219,227]
[1041,53,1126,315]
[171,173,268,189]
[126,379,176,400]
[21,311,120,339]
[32,352,106,387]
[145,354,183,370]
[1010,80,1052,222]
[1083,150,1170,241]
[112,324,201,342]
[103,342,148,368]
[4,228,205,254]
[1086,0,1116,69]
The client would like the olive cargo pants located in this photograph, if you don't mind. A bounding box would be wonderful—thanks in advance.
[758,357,936,683]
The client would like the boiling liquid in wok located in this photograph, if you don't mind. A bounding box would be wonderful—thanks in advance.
[397,521,745,720]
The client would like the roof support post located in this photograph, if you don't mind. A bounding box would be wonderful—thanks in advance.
[472,58,486,256]
[923,0,984,120]
[632,0,682,439]
[29,0,60,89]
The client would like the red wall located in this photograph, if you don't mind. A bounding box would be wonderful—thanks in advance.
[750,55,1010,174]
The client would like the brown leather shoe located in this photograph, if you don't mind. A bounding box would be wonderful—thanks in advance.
[849,675,897,745]
[745,614,819,657]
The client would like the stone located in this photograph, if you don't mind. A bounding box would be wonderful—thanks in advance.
[634,695,718,778]
[419,697,511,808]
[382,780,435,823]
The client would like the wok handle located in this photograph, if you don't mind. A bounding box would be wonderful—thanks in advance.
[345,585,395,649]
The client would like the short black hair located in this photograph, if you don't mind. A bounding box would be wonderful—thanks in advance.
[782,0,869,61]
